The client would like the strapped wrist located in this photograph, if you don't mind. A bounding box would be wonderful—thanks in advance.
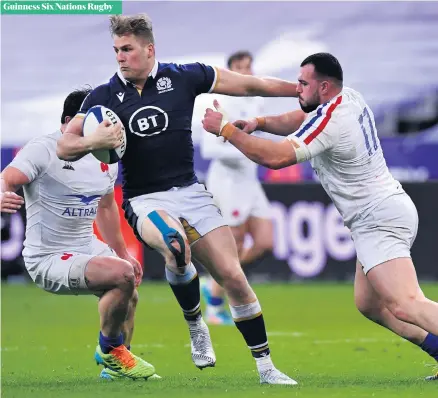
[219,123,236,142]
[256,116,266,131]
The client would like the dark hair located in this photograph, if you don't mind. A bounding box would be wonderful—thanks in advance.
[61,86,92,124]
[300,53,343,85]
[227,50,253,69]
[110,14,155,44]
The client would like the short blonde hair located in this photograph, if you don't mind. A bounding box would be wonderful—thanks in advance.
[109,14,155,44]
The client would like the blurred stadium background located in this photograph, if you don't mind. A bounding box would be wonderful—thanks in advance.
[2,1,438,282]
[1,2,438,396]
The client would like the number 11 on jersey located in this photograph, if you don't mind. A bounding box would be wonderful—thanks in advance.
[359,107,378,156]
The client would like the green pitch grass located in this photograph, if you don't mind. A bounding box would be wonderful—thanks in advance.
[2,282,437,398]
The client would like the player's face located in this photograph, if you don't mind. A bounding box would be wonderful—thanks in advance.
[113,34,154,82]
[229,57,253,76]
[297,64,323,113]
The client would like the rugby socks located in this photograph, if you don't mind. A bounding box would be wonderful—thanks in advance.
[99,331,124,354]
[230,300,273,370]
[419,333,438,361]
[166,263,202,322]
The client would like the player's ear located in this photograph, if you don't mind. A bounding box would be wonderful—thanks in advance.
[146,42,155,58]
[64,116,72,125]
[320,80,329,94]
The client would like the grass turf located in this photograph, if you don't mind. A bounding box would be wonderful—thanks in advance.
[2,282,437,397]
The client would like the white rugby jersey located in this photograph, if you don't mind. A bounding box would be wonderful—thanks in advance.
[287,87,403,227]
[9,131,118,260]
[201,95,265,181]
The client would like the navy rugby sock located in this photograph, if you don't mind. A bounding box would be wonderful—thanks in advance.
[419,333,438,361]
[99,331,123,354]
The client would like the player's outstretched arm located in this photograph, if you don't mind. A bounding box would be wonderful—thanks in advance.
[56,118,123,161]
[234,110,307,137]
[96,191,143,285]
[213,67,298,98]
[202,103,297,170]
[0,168,27,213]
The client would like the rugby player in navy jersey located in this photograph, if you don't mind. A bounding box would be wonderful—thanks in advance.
[57,14,299,385]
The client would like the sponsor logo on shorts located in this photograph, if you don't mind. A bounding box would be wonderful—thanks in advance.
[69,276,80,289]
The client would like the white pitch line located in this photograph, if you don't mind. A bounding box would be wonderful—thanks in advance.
[312,338,408,345]
[0,343,165,352]
[0,346,19,351]
[267,331,305,337]
[132,343,165,348]
[0,337,408,352]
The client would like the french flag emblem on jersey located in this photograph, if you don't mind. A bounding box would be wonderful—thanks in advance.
[295,95,342,144]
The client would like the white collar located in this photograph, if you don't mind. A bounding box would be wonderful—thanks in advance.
[117,59,159,85]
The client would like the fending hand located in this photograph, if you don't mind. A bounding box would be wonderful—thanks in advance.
[1,191,24,213]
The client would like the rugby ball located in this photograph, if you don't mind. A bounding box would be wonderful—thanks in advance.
[82,105,127,164]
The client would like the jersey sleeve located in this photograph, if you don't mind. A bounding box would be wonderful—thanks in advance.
[76,85,111,118]
[9,140,51,182]
[286,99,341,163]
[181,63,217,96]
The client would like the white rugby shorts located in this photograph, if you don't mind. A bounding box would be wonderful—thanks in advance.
[25,237,116,295]
[124,183,227,245]
[351,192,419,274]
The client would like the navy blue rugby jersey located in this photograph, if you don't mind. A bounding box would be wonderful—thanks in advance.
[77,60,217,198]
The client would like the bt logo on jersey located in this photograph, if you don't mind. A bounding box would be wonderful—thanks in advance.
[128,106,169,137]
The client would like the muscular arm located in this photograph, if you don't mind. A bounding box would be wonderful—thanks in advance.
[95,190,129,258]
[227,127,297,170]
[1,167,29,193]
[56,117,94,161]
[213,68,298,98]
[258,110,307,136]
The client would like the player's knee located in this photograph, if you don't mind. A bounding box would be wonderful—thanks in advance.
[355,295,379,319]
[254,235,274,253]
[163,238,191,270]
[113,260,135,292]
[147,211,191,268]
